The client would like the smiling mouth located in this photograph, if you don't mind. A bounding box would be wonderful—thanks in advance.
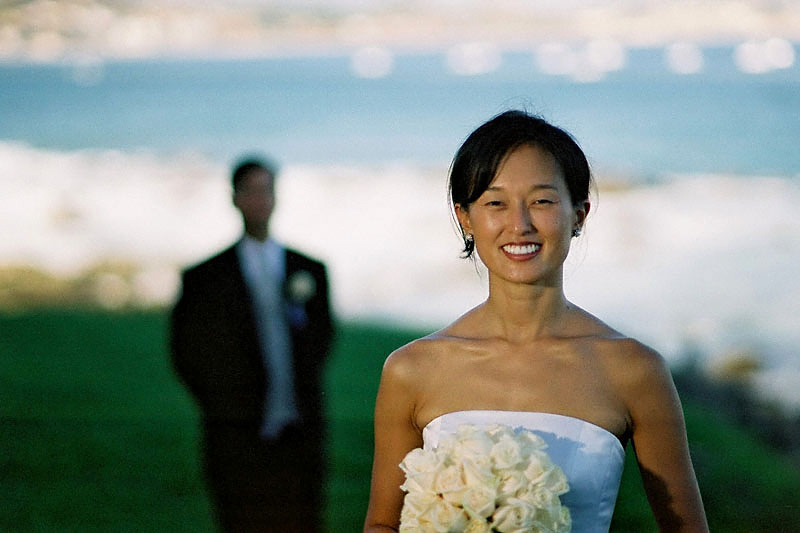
[502,243,541,256]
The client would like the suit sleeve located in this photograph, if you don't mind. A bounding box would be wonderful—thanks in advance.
[169,268,238,406]
[312,261,335,357]
[168,253,266,421]
[169,270,204,400]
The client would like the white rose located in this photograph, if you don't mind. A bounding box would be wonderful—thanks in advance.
[461,484,497,519]
[517,430,548,451]
[398,518,422,533]
[529,486,559,511]
[556,505,572,532]
[531,505,571,533]
[490,435,525,470]
[401,447,442,476]
[401,490,439,523]
[463,517,493,533]
[419,498,468,533]
[534,506,569,533]
[529,464,569,496]
[495,469,527,500]
[434,464,469,504]
[522,451,554,482]
[436,434,457,457]
[401,472,437,494]
[514,485,570,530]
[487,424,515,440]
[491,498,538,532]
[401,448,445,494]
[454,425,495,458]
[460,455,495,486]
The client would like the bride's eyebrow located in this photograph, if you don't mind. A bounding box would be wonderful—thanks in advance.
[485,184,559,192]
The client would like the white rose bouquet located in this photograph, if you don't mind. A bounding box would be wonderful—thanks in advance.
[399,424,571,533]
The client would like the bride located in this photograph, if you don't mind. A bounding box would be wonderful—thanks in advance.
[363,110,708,532]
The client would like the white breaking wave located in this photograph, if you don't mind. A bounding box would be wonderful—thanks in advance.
[2,141,799,408]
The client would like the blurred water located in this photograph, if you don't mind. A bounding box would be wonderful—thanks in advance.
[1,47,799,174]
[1,46,799,408]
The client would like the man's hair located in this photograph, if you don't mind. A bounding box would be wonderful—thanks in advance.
[232,157,279,191]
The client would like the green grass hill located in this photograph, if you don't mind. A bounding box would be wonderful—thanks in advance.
[1,310,798,531]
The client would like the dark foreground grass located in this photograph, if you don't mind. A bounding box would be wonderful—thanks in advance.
[2,310,799,532]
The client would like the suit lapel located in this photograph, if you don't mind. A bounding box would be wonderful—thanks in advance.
[284,249,299,280]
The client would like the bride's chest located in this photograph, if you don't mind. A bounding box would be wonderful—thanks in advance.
[417,344,629,438]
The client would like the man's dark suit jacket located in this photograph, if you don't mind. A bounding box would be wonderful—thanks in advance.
[169,242,333,532]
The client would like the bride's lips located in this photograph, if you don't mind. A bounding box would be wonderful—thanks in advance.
[501,242,541,260]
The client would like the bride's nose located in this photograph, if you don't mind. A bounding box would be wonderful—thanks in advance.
[510,203,534,233]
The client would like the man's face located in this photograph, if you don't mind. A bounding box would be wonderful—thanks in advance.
[233,169,275,230]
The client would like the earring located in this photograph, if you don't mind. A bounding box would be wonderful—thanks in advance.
[465,233,474,244]
[572,227,582,238]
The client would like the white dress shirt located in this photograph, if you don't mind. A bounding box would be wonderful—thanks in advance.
[237,236,300,439]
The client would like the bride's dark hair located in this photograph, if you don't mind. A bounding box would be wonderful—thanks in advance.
[448,110,592,258]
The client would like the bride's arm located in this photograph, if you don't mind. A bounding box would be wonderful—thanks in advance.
[364,346,425,533]
[620,341,709,532]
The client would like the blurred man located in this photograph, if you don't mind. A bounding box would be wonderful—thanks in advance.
[170,157,333,532]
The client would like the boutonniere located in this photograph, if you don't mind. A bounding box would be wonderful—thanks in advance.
[285,270,315,329]
[286,270,317,304]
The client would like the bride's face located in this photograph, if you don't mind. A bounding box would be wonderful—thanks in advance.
[456,144,588,287]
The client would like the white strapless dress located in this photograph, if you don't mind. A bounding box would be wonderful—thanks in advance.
[422,410,626,533]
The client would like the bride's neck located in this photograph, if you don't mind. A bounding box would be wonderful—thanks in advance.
[484,282,571,342]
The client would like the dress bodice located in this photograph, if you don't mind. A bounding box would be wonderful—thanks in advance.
[422,410,626,533]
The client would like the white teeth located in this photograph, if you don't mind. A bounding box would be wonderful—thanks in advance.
[503,243,540,255]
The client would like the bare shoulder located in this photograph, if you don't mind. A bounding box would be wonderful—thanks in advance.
[382,337,431,381]
[609,335,667,373]
[384,310,489,388]
[560,305,669,379]
[596,334,663,362]
[588,334,679,421]
[380,330,460,386]
[376,329,470,433]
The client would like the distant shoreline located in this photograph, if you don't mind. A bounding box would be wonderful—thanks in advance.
[2,0,799,63]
